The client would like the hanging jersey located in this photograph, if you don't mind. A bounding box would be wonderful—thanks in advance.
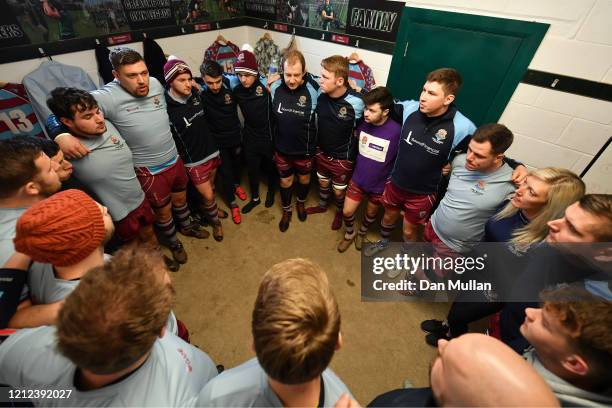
[205,41,241,74]
[348,61,376,92]
[0,83,45,140]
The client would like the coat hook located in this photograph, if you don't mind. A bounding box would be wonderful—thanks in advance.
[216,22,220,29]
[142,32,147,39]
[263,21,268,29]
[292,27,296,35]
[95,38,100,45]
[355,39,359,47]
[321,33,325,40]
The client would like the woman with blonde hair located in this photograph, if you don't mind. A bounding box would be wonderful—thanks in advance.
[420,167,585,346]
[485,167,586,246]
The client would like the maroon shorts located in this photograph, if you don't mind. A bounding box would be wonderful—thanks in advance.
[186,156,221,185]
[274,151,313,178]
[315,151,354,188]
[381,181,436,225]
[423,220,459,278]
[114,198,155,243]
[135,158,189,208]
[346,179,383,205]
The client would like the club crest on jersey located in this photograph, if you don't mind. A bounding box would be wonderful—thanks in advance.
[361,135,368,144]
[432,128,447,144]
[224,94,232,105]
[297,95,307,107]
[192,98,200,106]
[256,85,264,96]
[338,106,348,119]
[153,96,161,107]
[471,180,486,195]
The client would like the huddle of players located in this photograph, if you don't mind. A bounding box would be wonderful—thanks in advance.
[43,42,520,264]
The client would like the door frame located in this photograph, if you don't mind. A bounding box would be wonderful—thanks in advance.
[388,7,549,125]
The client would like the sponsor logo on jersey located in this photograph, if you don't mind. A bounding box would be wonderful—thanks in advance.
[432,128,447,144]
[471,180,486,195]
[256,85,264,96]
[297,95,307,107]
[126,106,139,112]
[224,93,232,105]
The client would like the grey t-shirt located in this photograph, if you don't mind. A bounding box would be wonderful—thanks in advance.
[197,357,352,407]
[0,325,217,407]
[28,266,78,304]
[91,78,178,168]
[71,121,145,221]
[431,154,515,253]
[0,207,25,265]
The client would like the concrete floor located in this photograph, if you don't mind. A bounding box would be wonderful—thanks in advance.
[171,190,450,405]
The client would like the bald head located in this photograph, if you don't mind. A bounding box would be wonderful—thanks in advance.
[430,333,558,407]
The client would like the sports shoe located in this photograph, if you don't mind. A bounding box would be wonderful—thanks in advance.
[242,198,260,214]
[235,185,247,201]
[306,205,327,215]
[163,255,180,272]
[212,222,223,242]
[265,190,275,207]
[337,231,356,253]
[363,239,390,257]
[331,211,343,230]
[296,202,307,221]
[421,319,448,334]
[180,224,210,239]
[354,233,364,251]
[425,331,450,347]
[231,206,241,224]
[279,210,292,232]
[170,241,188,264]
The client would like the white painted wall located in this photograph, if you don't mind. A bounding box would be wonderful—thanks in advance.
[1,1,610,192]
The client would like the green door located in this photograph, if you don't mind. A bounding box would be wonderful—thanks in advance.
[388,7,548,126]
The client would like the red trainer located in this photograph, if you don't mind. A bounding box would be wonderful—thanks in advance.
[235,185,247,201]
[231,206,241,224]
[306,205,327,215]
[331,211,343,230]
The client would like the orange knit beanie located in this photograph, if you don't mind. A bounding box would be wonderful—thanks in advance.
[14,189,106,267]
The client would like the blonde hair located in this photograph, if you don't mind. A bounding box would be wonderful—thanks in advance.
[495,167,585,244]
[252,258,340,384]
[321,55,349,83]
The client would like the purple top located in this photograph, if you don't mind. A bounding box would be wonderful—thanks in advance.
[351,119,402,194]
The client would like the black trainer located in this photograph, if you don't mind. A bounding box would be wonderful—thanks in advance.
[242,198,261,214]
[420,319,448,334]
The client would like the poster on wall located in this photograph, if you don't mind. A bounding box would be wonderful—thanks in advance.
[345,0,403,42]
[121,0,175,30]
[0,0,31,48]
[5,0,130,44]
[274,0,348,32]
[244,0,276,20]
[172,0,244,26]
